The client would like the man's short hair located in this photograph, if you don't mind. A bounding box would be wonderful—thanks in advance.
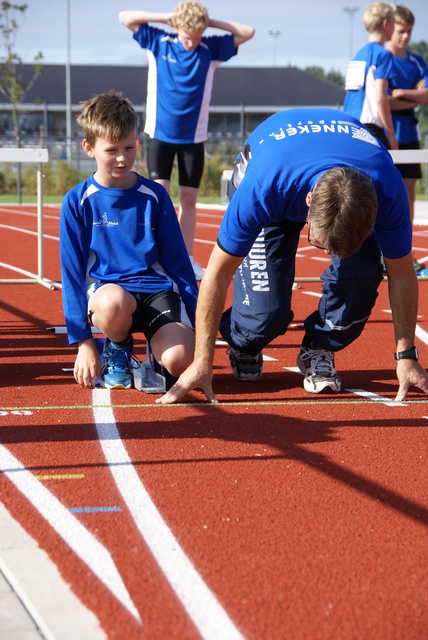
[308,167,378,258]
[172,0,209,34]
[392,4,415,27]
[76,91,139,146]
[363,2,394,33]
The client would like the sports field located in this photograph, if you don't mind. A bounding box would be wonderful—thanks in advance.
[1,202,428,639]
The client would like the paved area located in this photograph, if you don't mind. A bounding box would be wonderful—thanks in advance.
[0,495,106,639]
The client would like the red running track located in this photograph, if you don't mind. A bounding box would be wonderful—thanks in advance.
[0,203,428,639]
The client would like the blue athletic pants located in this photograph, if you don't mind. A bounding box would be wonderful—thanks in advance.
[219,220,384,354]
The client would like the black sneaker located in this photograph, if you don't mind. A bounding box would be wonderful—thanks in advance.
[297,346,341,393]
[227,347,263,381]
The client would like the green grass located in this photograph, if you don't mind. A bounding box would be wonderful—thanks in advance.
[0,193,426,206]
[0,194,224,206]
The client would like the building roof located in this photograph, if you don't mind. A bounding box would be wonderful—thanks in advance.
[0,64,345,110]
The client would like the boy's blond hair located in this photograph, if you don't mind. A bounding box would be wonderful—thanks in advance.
[363,2,393,33]
[77,91,139,146]
[392,4,415,27]
[172,0,209,34]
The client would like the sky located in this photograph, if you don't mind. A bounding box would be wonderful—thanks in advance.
[8,0,428,76]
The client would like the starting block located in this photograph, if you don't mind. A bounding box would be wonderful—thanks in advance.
[133,343,166,394]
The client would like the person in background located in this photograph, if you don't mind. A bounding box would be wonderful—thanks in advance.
[386,4,428,271]
[343,2,398,149]
[119,1,255,281]
[60,91,198,390]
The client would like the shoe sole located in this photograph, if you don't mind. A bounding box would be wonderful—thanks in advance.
[99,380,132,390]
[231,370,262,382]
[297,355,341,393]
[303,377,341,394]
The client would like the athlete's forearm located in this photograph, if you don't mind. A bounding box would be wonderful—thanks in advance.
[119,10,173,32]
[207,19,255,45]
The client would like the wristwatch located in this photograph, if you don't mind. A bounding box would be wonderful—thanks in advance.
[394,346,419,361]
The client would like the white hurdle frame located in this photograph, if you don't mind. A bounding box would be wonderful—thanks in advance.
[0,147,53,289]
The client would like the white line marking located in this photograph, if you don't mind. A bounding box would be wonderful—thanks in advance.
[285,369,405,404]
[346,389,406,406]
[0,444,141,622]
[416,323,428,345]
[0,207,59,221]
[195,238,216,246]
[302,291,322,298]
[92,388,244,640]
[0,223,58,241]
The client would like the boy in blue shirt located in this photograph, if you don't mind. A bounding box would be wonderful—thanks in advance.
[343,2,398,149]
[157,108,428,405]
[60,91,198,390]
[387,4,428,270]
[119,1,255,281]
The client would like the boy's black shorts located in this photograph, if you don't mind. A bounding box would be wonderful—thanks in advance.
[395,141,422,180]
[147,138,205,188]
[89,289,191,342]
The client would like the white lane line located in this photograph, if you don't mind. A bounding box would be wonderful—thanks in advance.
[0,223,59,241]
[285,368,405,405]
[416,323,428,345]
[0,444,141,622]
[345,389,406,406]
[0,207,59,220]
[92,388,244,640]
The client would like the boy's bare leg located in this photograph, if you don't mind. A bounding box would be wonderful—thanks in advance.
[150,322,195,379]
[89,284,136,342]
[177,185,198,255]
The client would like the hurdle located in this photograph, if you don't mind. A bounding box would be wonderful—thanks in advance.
[0,147,54,290]
[293,148,428,283]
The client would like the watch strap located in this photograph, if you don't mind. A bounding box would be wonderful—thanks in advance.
[394,346,418,361]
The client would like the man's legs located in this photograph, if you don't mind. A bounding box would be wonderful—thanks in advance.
[220,220,304,368]
[303,234,383,349]
[298,234,383,393]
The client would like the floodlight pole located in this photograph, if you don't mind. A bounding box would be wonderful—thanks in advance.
[268,30,281,67]
[343,7,359,60]
[66,0,72,162]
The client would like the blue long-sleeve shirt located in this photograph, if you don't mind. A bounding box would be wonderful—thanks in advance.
[60,173,198,345]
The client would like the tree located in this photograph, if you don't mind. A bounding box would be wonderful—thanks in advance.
[408,40,428,142]
[0,2,43,202]
[304,66,345,88]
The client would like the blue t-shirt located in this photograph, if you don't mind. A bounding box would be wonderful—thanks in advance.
[60,173,198,345]
[343,42,394,127]
[389,51,428,143]
[218,108,410,260]
[133,25,237,144]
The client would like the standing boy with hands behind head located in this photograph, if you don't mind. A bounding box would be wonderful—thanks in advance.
[119,0,255,281]
[60,91,198,390]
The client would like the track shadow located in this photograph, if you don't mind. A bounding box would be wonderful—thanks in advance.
[1,409,428,527]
